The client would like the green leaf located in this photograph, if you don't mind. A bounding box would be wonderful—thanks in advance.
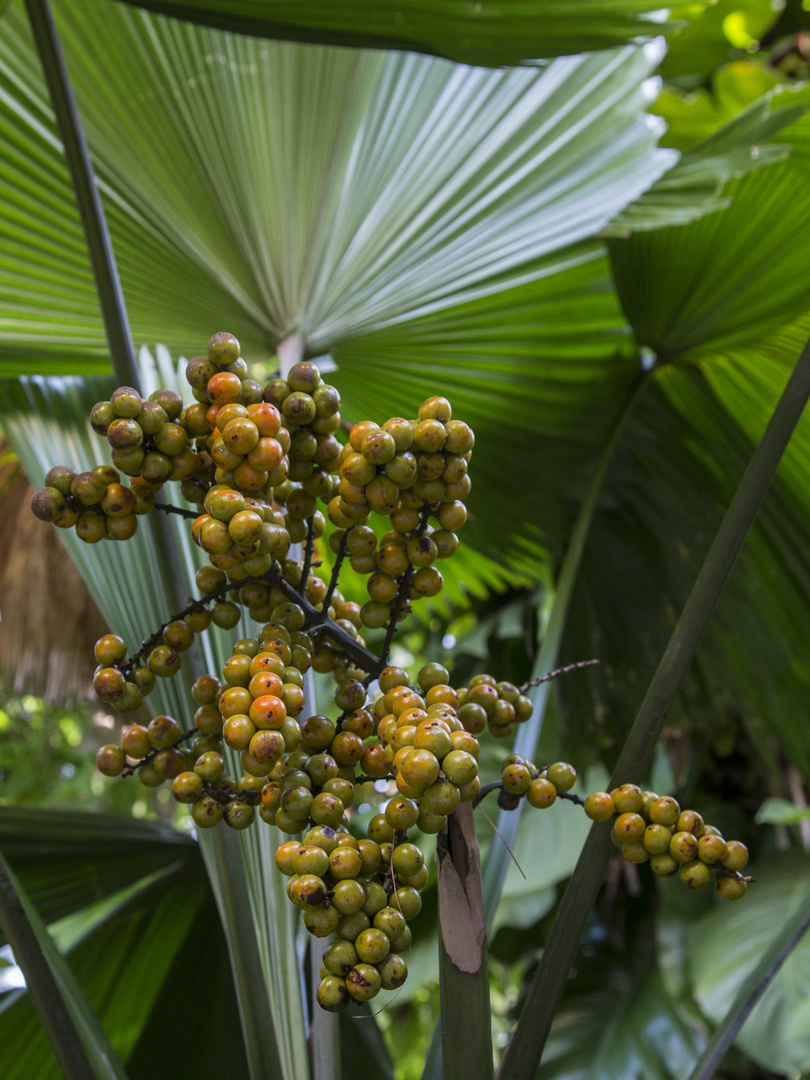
[608,133,810,361]
[558,355,810,775]
[660,0,781,83]
[651,60,786,153]
[755,797,810,825]
[0,807,198,936]
[537,964,703,1079]
[497,336,810,1078]
[607,92,804,233]
[0,1,675,374]
[0,811,249,1078]
[339,1005,395,1080]
[687,852,810,1076]
[0,848,128,1079]
[105,0,702,68]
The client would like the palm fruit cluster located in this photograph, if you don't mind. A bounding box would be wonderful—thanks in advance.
[498,754,578,809]
[29,463,155,543]
[455,674,534,740]
[582,784,750,899]
[29,329,756,1018]
[275,822,422,1010]
[90,385,204,487]
[327,402,474,630]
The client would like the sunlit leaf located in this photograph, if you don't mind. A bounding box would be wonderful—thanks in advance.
[609,163,810,362]
[607,91,803,232]
[755,798,810,825]
[651,60,785,153]
[660,0,780,83]
[0,0,675,374]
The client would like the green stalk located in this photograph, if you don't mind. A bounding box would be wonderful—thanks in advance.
[24,0,190,617]
[687,890,810,1080]
[497,335,810,1080]
[481,375,650,929]
[437,805,493,1080]
[0,850,126,1079]
[23,0,138,387]
[198,829,285,1080]
[306,664,339,1080]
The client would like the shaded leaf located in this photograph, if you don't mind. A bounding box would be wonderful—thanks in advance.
[0,807,198,940]
[537,962,704,1079]
[609,160,810,362]
[0,849,128,1079]
[107,0,699,68]
[687,852,810,1076]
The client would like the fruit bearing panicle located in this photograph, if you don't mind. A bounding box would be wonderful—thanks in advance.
[31,331,751,1012]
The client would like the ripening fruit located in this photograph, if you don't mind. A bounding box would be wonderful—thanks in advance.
[679,859,710,889]
[527,778,557,809]
[377,953,408,990]
[610,784,644,814]
[715,876,748,901]
[346,963,382,1002]
[191,796,224,828]
[317,977,351,1012]
[670,831,699,863]
[649,795,680,827]
[95,745,126,776]
[722,841,749,872]
[613,812,646,844]
[584,792,615,821]
[547,762,576,793]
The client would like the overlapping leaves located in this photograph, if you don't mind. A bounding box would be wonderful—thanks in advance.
[0,809,248,1078]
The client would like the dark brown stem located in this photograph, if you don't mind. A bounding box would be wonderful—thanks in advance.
[299,515,317,593]
[370,506,432,679]
[122,575,246,673]
[322,531,348,612]
[153,501,200,521]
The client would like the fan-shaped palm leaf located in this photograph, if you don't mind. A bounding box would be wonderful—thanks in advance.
[0,0,675,373]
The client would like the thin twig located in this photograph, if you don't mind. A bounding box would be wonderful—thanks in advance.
[474,805,526,880]
[519,659,600,693]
